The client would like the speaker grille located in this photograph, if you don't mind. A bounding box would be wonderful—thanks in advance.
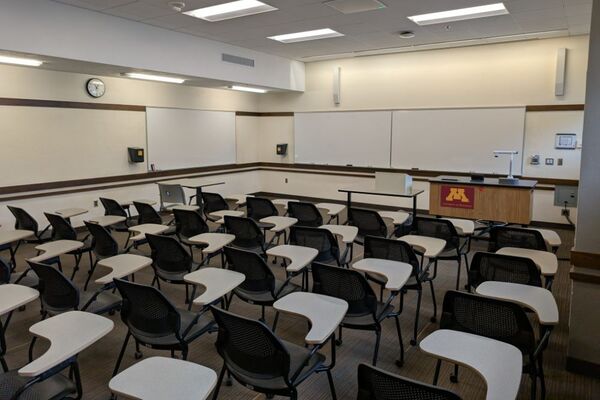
[222,53,255,67]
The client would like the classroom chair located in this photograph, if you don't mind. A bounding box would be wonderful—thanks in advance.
[146,233,200,304]
[209,306,337,400]
[201,192,230,222]
[287,201,323,227]
[158,183,189,211]
[132,201,176,234]
[44,212,94,280]
[99,197,135,232]
[411,217,469,291]
[438,290,547,400]
[289,226,347,267]
[488,226,547,252]
[363,235,436,346]
[112,279,214,376]
[348,208,390,245]
[223,216,269,258]
[311,262,404,366]
[84,221,131,290]
[7,205,53,244]
[246,197,279,229]
[468,251,543,290]
[0,256,39,288]
[223,246,299,326]
[173,208,210,258]
[357,363,461,400]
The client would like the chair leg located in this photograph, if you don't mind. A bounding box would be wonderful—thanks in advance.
[394,315,404,367]
[455,255,462,290]
[84,259,98,291]
[70,254,81,280]
[538,355,547,400]
[450,364,459,383]
[336,325,343,346]
[530,356,538,400]
[433,359,442,385]
[411,289,423,345]
[0,357,7,373]
[112,332,131,377]
[372,328,382,366]
[429,280,437,323]
[212,363,227,400]
[326,368,337,400]
[28,336,38,362]
[260,306,266,323]
[272,311,280,332]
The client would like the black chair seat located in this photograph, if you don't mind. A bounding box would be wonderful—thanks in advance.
[133,309,214,348]
[155,262,200,283]
[0,370,76,400]
[68,236,94,255]
[10,272,39,288]
[179,237,209,249]
[342,303,395,328]
[112,218,137,232]
[26,229,53,244]
[80,291,121,314]
[232,339,326,392]
[234,280,300,305]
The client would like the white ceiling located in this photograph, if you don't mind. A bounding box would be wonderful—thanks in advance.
[52,0,592,60]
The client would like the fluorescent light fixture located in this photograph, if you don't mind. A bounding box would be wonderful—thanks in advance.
[126,73,185,84]
[408,3,508,26]
[184,0,277,22]
[268,28,344,43]
[0,55,43,67]
[230,85,267,93]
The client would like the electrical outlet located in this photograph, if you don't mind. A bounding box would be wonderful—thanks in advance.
[545,158,554,166]
[93,200,98,207]
[561,208,570,217]
[285,178,288,183]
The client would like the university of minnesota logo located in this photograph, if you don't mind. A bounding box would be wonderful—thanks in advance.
[440,186,475,209]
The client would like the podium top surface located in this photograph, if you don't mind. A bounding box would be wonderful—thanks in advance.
[430,175,537,189]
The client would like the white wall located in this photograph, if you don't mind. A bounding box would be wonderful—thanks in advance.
[0,0,304,92]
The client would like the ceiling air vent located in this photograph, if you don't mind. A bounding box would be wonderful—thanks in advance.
[325,0,386,14]
[222,53,255,67]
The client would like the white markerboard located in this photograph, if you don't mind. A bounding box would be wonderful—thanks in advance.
[294,111,392,167]
[146,107,236,171]
[391,108,526,174]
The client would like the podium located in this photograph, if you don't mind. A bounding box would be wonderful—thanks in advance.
[429,176,537,224]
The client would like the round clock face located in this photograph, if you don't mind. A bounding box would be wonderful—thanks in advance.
[86,78,105,98]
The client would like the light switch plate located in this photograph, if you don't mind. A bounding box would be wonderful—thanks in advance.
[545,158,554,165]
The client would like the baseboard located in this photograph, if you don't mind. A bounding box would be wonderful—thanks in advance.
[253,191,576,230]
[566,356,600,378]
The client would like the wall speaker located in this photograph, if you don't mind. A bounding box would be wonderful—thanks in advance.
[276,143,288,155]
[555,48,567,96]
[128,147,145,163]
[333,66,341,105]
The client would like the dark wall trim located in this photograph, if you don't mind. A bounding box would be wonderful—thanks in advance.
[571,250,600,271]
[235,111,294,117]
[526,104,585,112]
[566,356,600,378]
[0,97,146,112]
[0,162,573,201]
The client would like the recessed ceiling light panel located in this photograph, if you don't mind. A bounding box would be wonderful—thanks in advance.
[268,28,344,43]
[325,0,387,15]
[408,3,508,26]
[230,85,267,93]
[0,55,43,67]
[184,0,277,22]
[126,73,185,84]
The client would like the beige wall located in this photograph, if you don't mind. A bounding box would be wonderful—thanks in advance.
[259,35,589,112]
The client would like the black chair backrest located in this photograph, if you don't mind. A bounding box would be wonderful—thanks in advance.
[312,262,377,317]
[44,212,77,241]
[357,363,462,400]
[246,197,278,222]
[133,201,162,225]
[364,236,420,277]
[224,216,265,251]
[84,221,119,258]
[440,290,535,354]
[210,306,291,384]
[99,197,128,218]
[287,202,323,227]
[289,226,339,264]
[413,217,459,250]
[201,192,229,213]
[224,247,275,293]
[146,234,192,275]
[114,278,182,339]
[0,258,10,284]
[469,252,542,289]
[29,261,78,312]
[489,226,547,252]
[348,208,388,239]
[8,205,39,232]
[173,209,209,240]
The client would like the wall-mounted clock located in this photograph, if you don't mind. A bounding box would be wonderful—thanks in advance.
[86,78,105,98]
